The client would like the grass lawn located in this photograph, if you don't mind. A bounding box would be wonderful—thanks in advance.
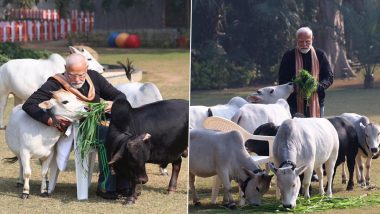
[0,41,189,213]
[190,77,380,213]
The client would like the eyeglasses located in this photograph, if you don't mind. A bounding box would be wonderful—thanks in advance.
[66,72,87,79]
[297,40,312,45]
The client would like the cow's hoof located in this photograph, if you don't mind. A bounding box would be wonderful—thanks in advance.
[366,181,370,186]
[160,172,169,176]
[224,202,237,210]
[342,179,347,184]
[194,201,201,206]
[20,193,29,199]
[16,182,23,188]
[0,126,6,130]
[167,189,176,194]
[40,192,49,197]
[346,185,354,191]
[125,197,135,205]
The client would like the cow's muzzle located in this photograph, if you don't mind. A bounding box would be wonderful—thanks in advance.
[371,148,378,154]
[283,204,294,209]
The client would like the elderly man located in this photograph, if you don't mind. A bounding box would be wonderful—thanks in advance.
[23,53,127,200]
[278,27,334,118]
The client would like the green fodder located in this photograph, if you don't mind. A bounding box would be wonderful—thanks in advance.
[76,101,109,188]
[293,69,318,103]
[236,194,380,213]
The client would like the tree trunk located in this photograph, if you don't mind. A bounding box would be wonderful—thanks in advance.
[316,0,355,79]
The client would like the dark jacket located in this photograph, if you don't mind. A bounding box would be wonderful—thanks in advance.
[278,48,333,116]
[22,70,126,125]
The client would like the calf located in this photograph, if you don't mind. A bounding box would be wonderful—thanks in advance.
[4,89,86,199]
[107,99,188,204]
[269,118,339,209]
[340,113,380,187]
[189,129,272,208]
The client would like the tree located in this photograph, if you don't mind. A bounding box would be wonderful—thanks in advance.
[342,0,380,88]
[221,0,301,82]
[314,0,355,79]
[2,0,40,8]
[192,0,223,49]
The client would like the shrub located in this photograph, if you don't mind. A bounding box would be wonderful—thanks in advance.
[191,41,255,90]
[0,43,53,65]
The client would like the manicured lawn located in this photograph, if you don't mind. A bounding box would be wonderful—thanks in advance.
[0,42,189,213]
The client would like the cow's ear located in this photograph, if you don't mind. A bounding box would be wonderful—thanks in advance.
[38,100,54,110]
[268,162,278,174]
[295,165,308,175]
[359,122,366,130]
[109,144,126,165]
[242,167,256,177]
[360,116,369,126]
[69,46,79,54]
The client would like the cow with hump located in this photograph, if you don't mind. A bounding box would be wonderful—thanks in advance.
[107,98,188,204]
[340,113,380,187]
[269,117,339,209]
[189,129,273,209]
[4,89,87,199]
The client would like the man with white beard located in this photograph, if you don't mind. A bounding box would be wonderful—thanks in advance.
[278,27,333,118]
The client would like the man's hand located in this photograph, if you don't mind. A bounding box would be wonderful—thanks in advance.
[104,101,113,113]
[48,115,71,132]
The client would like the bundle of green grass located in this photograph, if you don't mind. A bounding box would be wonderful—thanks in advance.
[293,69,318,104]
[76,101,109,188]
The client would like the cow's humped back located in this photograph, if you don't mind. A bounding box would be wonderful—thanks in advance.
[109,98,189,162]
[110,99,188,130]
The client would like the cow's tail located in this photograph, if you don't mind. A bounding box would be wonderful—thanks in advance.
[2,156,18,164]
[207,108,213,117]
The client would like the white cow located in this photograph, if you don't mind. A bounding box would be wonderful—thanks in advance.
[247,82,294,104]
[231,99,291,133]
[340,113,380,187]
[0,46,104,129]
[189,129,273,208]
[269,118,339,209]
[190,96,247,129]
[4,89,86,199]
[116,82,163,107]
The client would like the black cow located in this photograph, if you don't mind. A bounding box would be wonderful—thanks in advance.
[245,122,278,155]
[246,117,359,191]
[106,99,188,204]
[326,116,359,191]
